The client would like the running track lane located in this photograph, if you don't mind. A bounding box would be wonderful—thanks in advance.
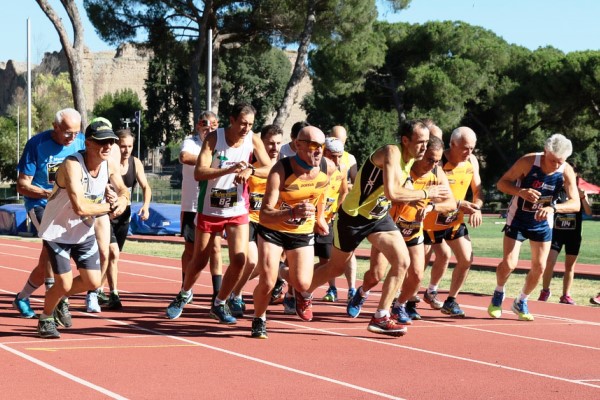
[1,237,599,399]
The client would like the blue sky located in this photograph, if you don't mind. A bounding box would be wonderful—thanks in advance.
[2,0,599,64]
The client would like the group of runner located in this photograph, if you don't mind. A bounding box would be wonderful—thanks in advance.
[13,104,589,339]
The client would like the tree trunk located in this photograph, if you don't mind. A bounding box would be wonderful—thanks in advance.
[36,0,88,129]
[272,0,317,128]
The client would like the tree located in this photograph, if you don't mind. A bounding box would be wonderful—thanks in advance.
[36,0,89,127]
[0,116,22,182]
[32,72,73,132]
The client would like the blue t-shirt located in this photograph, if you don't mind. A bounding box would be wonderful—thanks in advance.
[17,129,86,211]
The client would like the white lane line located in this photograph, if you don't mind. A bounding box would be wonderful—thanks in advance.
[0,343,128,399]
[272,320,600,389]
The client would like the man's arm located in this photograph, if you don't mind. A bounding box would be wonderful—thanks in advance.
[194,133,248,181]
[134,157,152,220]
[376,145,449,203]
[497,155,534,198]
[556,164,580,214]
[107,160,130,218]
[16,173,51,199]
[464,154,484,227]
[259,162,287,224]
[58,159,112,217]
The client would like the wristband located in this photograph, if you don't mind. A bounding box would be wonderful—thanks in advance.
[422,189,429,199]
[250,165,256,176]
[550,204,557,213]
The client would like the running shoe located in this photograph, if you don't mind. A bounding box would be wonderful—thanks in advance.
[347,287,356,304]
[271,278,285,303]
[210,304,237,324]
[97,289,109,305]
[54,299,72,328]
[511,298,534,321]
[227,296,245,318]
[251,317,268,339]
[559,294,576,305]
[538,288,551,302]
[423,290,443,310]
[410,294,422,303]
[487,290,504,318]
[322,287,338,302]
[391,304,412,325]
[347,287,368,318]
[441,299,465,317]
[107,293,123,310]
[166,292,190,320]
[13,293,35,318]
[37,317,60,339]
[367,315,408,337]
[283,294,296,315]
[295,291,313,322]
[86,291,101,313]
[591,293,600,306]
[405,301,421,320]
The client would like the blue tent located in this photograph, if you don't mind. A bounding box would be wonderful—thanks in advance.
[129,202,180,235]
[0,204,30,235]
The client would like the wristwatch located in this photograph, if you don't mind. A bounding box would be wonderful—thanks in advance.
[550,204,557,213]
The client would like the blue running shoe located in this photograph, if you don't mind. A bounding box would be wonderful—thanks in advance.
[511,298,534,321]
[487,290,504,318]
[441,299,465,317]
[227,296,245,318]
[166,292,190,320]
[347,287,368,318]
[13,293,35,318]
[347,288,356,304]
[322,287,338,302]
[391,304,412,325]
[210,304,237,324]
[405,301,421,320]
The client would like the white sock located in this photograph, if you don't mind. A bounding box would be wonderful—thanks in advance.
[428,284,438,293]
[214,297,226,306]
[374,309,389,318]
[180,289,192,298]
[495,285,505,293]
[519,292,528,302]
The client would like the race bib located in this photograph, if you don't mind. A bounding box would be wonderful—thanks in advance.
[522,195,552,212]
[47,162,61,184]
[369,196,391,218]
[249,192,264,211]
[210,187,237,209]
[435,209,459,227]
[396,217,421,238]
[554,213,577,230]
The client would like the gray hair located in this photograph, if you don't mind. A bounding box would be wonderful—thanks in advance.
[450,126,476,145]
[199,110,217,121]
[55,108,81,125]
[544,134,572,159]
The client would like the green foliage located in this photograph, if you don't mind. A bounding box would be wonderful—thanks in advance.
[219,45,291,128]
[0,116,21,181]
[32,73,73,132]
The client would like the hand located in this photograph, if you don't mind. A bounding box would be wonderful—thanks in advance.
[428,184,451,202]
[292,200,315,219]
[519,188,541,203]
[534,206,554,222]
[314,217,329,236]
[234,167,252,185]
[109,196,128,218]
[138,206,150,221]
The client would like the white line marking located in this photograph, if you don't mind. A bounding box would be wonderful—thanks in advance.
[0,343,128,399]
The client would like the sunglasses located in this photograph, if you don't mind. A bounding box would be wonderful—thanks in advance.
[62,131,79,138]
[91,138,117,146]
[297,139,325,151]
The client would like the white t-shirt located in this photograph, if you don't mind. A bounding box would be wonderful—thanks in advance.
[180,135,202,212]
[279,142,296,159]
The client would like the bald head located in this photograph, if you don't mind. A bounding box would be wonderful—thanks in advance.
[330,125,348,144]
[298,126,326,143]
[428,124,443,140]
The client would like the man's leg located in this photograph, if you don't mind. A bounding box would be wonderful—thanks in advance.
[209,233,223,303]
[392,243,424,324]
[488,235,522,318]
[561,254,578,302]
[229,239,258,317]
[308,247,353,293]
[540,249,559,300]
[423,240,451,310]
[251,237,284,338]
[440,235,473,317]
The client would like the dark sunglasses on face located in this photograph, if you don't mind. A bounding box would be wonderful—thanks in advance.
[297,139,325,151]
[92,138,117,146]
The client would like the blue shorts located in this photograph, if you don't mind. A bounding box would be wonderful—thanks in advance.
[43,235,101,275]
[503,224,552,243]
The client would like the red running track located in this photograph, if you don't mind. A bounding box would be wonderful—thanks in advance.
[1,237,599,399]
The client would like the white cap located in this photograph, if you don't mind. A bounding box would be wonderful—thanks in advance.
[325,137,344,153]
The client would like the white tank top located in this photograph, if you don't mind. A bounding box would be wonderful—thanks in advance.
[39,152,109,244]
[197,128,254,218]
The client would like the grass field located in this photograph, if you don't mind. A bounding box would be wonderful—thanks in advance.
[123,216,600,307]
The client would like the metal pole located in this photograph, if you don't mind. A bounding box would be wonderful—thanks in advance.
[207,28,212,110]
[136,111,141,202]
[17,106,20,201]
[27,18,32,140]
